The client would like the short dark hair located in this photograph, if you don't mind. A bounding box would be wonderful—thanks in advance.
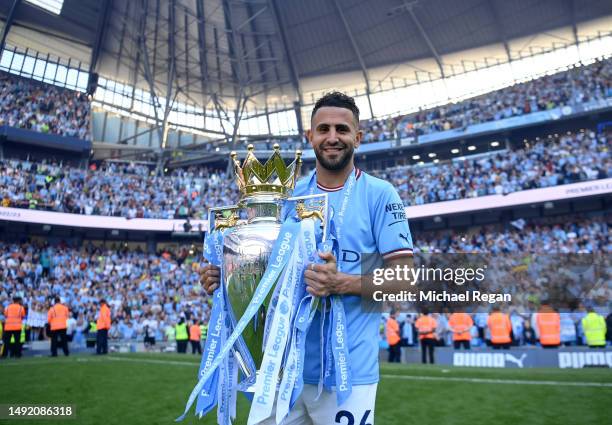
[54,295,61,303]
[311,91,359,125]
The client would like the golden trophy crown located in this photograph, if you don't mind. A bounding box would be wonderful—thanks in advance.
[231,143,302,199]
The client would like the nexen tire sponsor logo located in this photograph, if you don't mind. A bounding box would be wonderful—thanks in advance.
[453,352,527,368]
[559,351,612,368]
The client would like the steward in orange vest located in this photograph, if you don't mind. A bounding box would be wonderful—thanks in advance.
[536,304,560,348]
[189,321,202,355]
[448,312,473,350]
[96,299,112,355]
[487,307,512,349]
[415,309,437,364]
[47,296,70,357]
[1,296,26,358]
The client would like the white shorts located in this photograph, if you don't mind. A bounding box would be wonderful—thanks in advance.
[258,383,377,425]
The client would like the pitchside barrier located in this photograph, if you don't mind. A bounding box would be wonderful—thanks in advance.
[387,347,612,368]
[18,340,178,356]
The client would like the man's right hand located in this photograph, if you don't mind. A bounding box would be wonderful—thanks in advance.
[201,262,221,294]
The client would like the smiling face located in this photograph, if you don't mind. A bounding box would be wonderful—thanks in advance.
[307,106,362,172]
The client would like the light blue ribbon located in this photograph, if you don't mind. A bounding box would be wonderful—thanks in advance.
[289,295,315,408]
[247,226,305,424]
[330,295,352,405]
[195,230,226,417]
[176,220,301,422]
[217,313,238,425]
[306,169,355,406]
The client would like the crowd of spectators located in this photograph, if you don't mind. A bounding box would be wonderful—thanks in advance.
[415,214,610,321]
[366,57,611,142]
[0,130,608,218]
[187,57,612,146]
[0,71,90,140]
[415,214,611,254]
[385,214,611,351]
[0,160,239,219]
[0,242,210,346]
[0,214,609,345]
[360,115,404,143]
[373,130,610,206]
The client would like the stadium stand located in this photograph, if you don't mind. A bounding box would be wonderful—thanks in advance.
[0,70,90,140]
[202,57,612,150]
[0,54,608,156]
[0,160,239,218]
[372,129,610,206]
[415,213,611,254]
[392,58,611,140]
[1,213,608,349]
[1,129,608,217]
[0,241,209,347]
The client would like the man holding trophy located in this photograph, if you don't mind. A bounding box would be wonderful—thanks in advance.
[193,91,413,424]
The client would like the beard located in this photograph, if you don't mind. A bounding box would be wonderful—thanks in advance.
[314,142,354,171]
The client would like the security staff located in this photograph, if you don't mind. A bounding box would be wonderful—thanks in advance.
[189,320,202,355]
[386,310,401,363]
[200,322,208,342]
[19,323,26,344]
[448,311,473,349]
[488,307,512,349]
[10,324,26,350]
[415,309,437,364]
[47,296,70,357]
[2,297,26,358]
[582,306,607,348]
[96,299,111,355]
[86,320,97,348]
[175,319,188,353]
[536,303,560,348]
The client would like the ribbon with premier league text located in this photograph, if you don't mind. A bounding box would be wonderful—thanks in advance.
[247,218,318,424]
[277,222,319,423]
[177,219,302,422]
[195,230,228,418]
[307,169,355,406]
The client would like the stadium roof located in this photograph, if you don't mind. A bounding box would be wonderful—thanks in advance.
[1,0,612,114]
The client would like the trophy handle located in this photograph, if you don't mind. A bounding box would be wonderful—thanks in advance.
[287,193,329,242]
[207,205,243,232]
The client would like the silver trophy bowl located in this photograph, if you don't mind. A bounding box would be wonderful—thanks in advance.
[222,196,283,384]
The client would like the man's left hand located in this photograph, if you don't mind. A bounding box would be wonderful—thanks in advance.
[304,251,344,297]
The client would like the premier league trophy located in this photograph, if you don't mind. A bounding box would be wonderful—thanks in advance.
[177,144,330,424]
[219,144,309,382]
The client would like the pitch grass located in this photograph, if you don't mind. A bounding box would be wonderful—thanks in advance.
[1,353,611,425]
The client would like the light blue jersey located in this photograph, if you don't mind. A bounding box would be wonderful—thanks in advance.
[289,168,413,385]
